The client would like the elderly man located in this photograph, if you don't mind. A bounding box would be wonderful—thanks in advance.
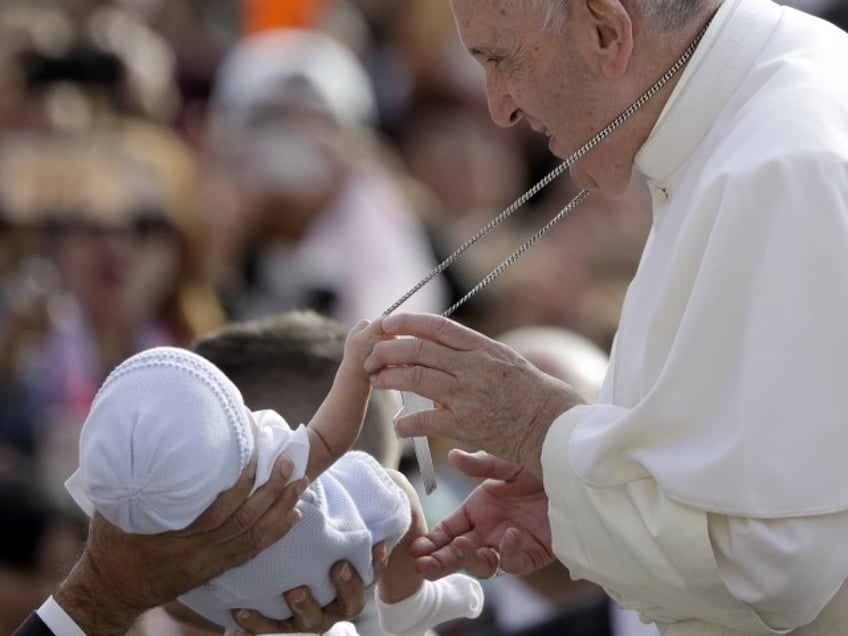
[366,0,848,634]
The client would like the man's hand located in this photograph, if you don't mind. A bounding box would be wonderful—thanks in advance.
[230,542,389,634]
[365,313,582,476]
[411,450,555,579]
[55,456,307,636]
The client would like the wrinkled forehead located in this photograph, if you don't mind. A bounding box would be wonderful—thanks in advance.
[449,0,546,49]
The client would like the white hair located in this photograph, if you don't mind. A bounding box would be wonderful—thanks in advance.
[523,0,568,30]
[524,0,720,32]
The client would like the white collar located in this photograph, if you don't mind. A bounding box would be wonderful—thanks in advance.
[635,0,783,183]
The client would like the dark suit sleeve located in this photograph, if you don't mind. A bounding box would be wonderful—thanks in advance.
[12,613,56,636]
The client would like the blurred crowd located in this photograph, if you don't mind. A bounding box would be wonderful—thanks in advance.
[0,0,843,634]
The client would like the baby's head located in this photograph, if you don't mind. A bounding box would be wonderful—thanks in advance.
[66,347,255,534]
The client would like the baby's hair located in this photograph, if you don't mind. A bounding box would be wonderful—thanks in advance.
[192,311,400,469]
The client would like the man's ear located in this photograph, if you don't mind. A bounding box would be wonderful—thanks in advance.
[584,0,633,78]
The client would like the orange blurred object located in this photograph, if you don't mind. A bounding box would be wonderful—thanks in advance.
[242,0,329,35]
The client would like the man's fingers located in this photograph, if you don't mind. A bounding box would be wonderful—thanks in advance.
[232,608,295,634]
[409,535,439,559]
[283,587,324,633]
[209,457,298,545]
[414,536,498,580]
[448,449,523,480]
[393,405,457,441]
[231,559,368,635]
[189,455,258,533]
[453,536,500,578]
[380,312,483,352]
[411,515,466,558]
[217,481,306,567]
[328,561,366,618]
[368,353,457,397]
[414,553,455,580]
[499,527,554,575]
[370,542,389,582]
[366,335,461,375]
[499,527,532,574]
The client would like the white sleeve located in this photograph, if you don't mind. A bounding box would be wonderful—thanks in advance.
[542,410,848,632]
[536,122,848,632]
[36,596,87,636]
[709,513,848,630]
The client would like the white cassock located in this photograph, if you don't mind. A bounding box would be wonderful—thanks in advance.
[541,0,848,633]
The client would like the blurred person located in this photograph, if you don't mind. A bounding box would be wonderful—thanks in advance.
[350,0,493,134]
[0,467,86,636]
[364,0,848,634]
[65,329,483,634]
[0,1,77,131]
[0,126,224,483]
[399,101,528,234]
[84,3,181,124]
[395,98,539,329]
[126,0,238,142]
[0,1,181,132]
[204,27,448,327]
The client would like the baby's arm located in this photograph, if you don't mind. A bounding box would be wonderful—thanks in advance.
[305,319,388,481]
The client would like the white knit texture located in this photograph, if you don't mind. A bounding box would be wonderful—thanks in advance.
[180,451,411,628]
[69,347,254,533]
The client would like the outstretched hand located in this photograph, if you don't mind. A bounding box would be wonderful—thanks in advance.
[411,449,555,580]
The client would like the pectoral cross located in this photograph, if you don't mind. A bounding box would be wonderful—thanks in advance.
[396,391,438,495]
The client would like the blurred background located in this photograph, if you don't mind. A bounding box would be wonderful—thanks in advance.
[0,1,842,634]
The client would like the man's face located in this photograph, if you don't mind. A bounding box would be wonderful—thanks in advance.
[450,0,634,194]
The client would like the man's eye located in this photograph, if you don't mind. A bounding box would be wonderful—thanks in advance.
[487,56,503,66]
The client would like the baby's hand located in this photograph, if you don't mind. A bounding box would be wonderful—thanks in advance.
[340,318,389,383]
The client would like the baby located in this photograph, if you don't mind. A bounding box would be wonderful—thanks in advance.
[65,319,483,634]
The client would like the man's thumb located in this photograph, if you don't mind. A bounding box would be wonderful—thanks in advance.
[448,449,521,481]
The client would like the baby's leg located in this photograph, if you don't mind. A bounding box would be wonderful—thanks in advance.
[377,469,428,604]
[377,469,483,636]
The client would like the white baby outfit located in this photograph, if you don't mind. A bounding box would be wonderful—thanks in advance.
[65,347,483,634]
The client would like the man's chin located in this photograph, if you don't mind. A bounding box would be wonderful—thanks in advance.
[568,165,601,193]
[569,164,634,198]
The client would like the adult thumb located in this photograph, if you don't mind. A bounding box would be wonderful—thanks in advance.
[448,449,524,481]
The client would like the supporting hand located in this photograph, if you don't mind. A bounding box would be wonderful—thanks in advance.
[55,456,306,636]
[230,542,389,634]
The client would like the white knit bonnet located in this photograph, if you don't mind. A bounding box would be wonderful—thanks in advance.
[66,346,255,534]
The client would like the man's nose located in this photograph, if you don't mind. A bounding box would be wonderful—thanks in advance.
[485,77,522,128]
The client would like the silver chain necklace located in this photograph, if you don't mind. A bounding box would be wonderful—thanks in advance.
[388,20,712,493]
